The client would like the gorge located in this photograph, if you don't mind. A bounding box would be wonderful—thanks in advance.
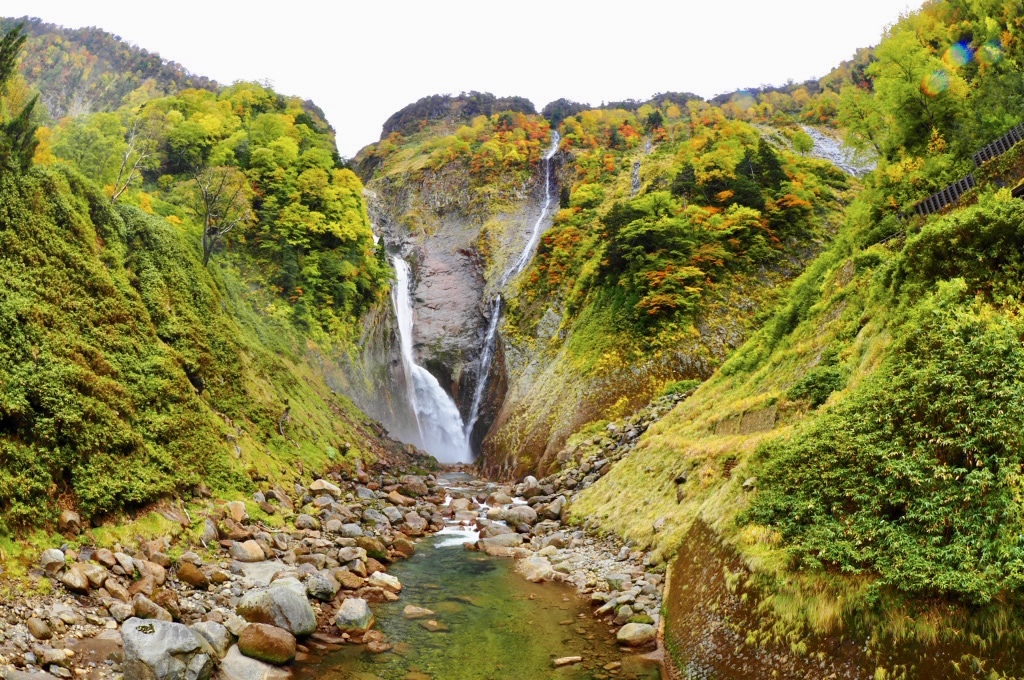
[4,4,1024,680]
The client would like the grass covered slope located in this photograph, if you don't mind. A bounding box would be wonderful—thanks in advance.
[573,189,1024,659]
[0,164,387,531]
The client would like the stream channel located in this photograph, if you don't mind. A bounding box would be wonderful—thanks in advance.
[296,473,661,680]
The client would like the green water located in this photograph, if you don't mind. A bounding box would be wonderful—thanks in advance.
[298,531,661,680]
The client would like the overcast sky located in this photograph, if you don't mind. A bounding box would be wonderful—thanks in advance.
[6,0,918,157]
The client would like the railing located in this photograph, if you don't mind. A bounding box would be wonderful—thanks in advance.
[911,122,1024,218]
[972,123,1024,166]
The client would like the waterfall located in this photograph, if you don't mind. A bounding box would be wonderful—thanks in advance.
[462,295,502,440]
[504,131,561,283]
[391,256,471,464]
[464,132,561,444]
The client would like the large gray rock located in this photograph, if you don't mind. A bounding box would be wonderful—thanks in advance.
[40,549,65,574]
[338,523,363,538]
[334,598,374,634]
[616,622,657,647]
[190,621,233,659]
[121,617,214,680]
[361,508,391,529]
[305,572,339,602]
[218,645,292,680]
[382,506,403,524]
[236,578,316,637]
[504,505,538,526]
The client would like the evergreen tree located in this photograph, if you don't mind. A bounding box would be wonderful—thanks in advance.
[0,24,38,174]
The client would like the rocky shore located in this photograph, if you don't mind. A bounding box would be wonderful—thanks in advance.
[0,421,673,680]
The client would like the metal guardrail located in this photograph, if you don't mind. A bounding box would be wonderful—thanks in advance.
[911,122,1024,218]
[972,123,1024,166]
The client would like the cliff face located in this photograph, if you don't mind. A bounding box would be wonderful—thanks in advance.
[355,131,552,449]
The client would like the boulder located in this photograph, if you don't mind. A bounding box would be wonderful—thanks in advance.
[226,501,248,523]
[218,645,292,680]
[616,622,657,647]
[236,578,316,637]
[338,523,362,538]
[133,594,174,622]
[518,476,542,499]
[402,513,428,536]
[294,514,318,531]
[200,519,219,546]
[305,572,339,602]
[79,562,108,588]
[238,623,296,665]
[110,602,135,623]
[382,506,403,524]
[121,617,214,680]
[333,570,364,590]
[333,598,374,634]
[367,572,401,593]
[517,556,555,583]
[309,479,341,498]
[58,510,81,536]
[391,536,416,558]
[177,563,210,589]
[386,491,414,507]
[398,476,429,497]
[230,541,266,563]
[40,549,65,575]
[190,621,233,659]
[26,617,51,640]
[479,534,523,549]
[504,505,538,526]
[60,564,91,593]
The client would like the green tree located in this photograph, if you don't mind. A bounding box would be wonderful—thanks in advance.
[0,24,38,174]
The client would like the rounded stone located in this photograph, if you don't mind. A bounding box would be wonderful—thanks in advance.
[238,623,296,665]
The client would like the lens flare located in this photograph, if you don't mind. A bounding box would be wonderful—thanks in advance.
[943,42,972,68]
[732,91,756,111]
[977,40,1004,66]
[921,70,950,96]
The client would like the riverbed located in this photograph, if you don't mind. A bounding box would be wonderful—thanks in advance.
[296,477,661,680]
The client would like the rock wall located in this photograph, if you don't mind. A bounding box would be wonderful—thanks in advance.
[359,159,549,450]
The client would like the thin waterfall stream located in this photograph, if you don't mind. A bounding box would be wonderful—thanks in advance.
[463,131,561,443]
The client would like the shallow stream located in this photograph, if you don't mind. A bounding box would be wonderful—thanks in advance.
[296,476,660,679]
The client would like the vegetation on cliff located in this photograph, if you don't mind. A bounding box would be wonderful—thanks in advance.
[0,24,393,534]
[571,1,1024,670]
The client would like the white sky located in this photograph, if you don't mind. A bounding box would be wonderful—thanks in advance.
[5,0,918,157]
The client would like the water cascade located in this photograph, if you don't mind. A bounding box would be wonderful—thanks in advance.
[464,132,561,444]
[391,256,471,463]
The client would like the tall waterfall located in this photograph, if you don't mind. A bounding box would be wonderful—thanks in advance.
[504,132,561,283]
[391,256,471,464]
[464,132,561,443]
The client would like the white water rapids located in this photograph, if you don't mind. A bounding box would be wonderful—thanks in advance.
[391,256,472,463]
